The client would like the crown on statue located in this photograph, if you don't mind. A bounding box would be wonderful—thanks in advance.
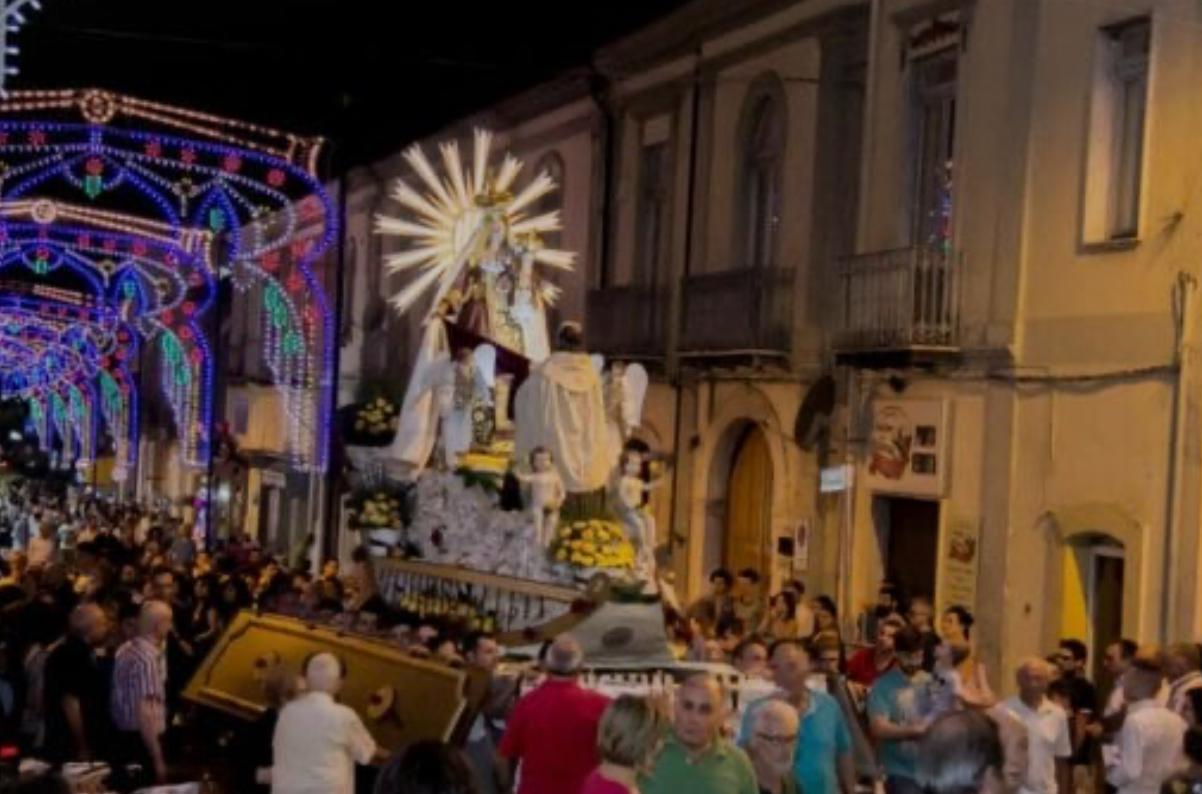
[474,188,514,208]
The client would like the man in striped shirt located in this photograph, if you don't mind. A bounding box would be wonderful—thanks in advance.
[110,599,173,785]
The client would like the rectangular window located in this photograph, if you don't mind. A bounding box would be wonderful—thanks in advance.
[910,47,957,250]
[634,140,668,288]
[1083,18,1150,243]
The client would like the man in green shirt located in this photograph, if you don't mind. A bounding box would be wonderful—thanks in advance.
[643,673,758,794]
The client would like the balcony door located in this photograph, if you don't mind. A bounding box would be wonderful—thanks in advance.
[910,47,957,251]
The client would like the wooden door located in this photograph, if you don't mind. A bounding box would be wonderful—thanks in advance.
[724,427,772,575]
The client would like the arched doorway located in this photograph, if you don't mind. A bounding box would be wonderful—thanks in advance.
[724,425,773,575]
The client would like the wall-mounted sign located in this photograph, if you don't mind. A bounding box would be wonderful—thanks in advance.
[820,464,854,493]
[938,517,980,614]
[865,399,950,497]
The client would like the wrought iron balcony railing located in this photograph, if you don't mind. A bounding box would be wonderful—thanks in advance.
[835,246,961,350]
[680,267,793,355]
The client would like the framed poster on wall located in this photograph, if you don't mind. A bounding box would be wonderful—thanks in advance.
[938,516,980,614]
[865,399,950,497]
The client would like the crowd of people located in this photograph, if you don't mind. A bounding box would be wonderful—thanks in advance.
[2,478,1202,794]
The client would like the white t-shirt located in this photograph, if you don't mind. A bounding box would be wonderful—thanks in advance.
[1003,695,1072,794]
[271,691,376,794]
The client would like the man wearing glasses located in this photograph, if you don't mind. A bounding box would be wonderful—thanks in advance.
[739,639,856,794]
[746,699,801,794]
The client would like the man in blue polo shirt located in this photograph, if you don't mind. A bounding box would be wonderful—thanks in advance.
[868,625,934,794]
[740,639,855,794]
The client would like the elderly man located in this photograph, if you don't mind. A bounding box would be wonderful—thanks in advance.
[917,710,1006,794]
[644,672,757,794]
[1107,646,1186,794]
[740,640,855,794]
[271,652,377,794]
[43,603,110,763]
[1002,658,1071,794]
[498,634,609,794]
[110,599,173,785]
[746,699,801,794]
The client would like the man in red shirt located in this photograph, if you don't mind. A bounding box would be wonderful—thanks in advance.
[846,614,904,687]
[498,634,609,794]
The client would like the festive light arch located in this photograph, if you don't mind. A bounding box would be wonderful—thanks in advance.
[0,89,336,476]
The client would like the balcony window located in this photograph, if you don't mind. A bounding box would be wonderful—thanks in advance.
[910,47,957,253]
[634,140,669,289]
[739,89,784,270]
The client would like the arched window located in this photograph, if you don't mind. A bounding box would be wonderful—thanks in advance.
[739,86,784,269]
[531,151,565,250]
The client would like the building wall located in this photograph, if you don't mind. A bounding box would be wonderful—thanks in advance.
[840,0,1202,692]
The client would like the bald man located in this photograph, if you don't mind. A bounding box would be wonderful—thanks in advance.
[271,652,377,794]
[1107,647,1185,794]
[44,603,109,762]
[644,673,757,794]
[498,634,609,794]
[1002,658,1071,794]
[111,599,173,785]
[747,699,801,794]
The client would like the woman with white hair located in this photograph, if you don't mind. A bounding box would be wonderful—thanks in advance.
[270,652,378,794]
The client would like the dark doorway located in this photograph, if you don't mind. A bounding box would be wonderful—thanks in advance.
[877,496,940,605]
[1090,548,1125,692]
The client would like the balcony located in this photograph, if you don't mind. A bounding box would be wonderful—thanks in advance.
[835,246,961,365]
[586,285,667,359]
[680,267,793,357]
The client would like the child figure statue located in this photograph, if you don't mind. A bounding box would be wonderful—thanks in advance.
[610,449,662,578]
[515,447,566,547]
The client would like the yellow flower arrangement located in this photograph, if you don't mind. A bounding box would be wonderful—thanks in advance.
[548,518,635,572]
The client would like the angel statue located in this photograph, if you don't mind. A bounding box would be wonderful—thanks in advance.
[602,361,649,466]
[610,447,664,578]
[513,446,566,547]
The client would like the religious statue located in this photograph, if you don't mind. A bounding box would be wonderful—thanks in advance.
[514,322,610,493]
[602,360,649,467]
[379,129,576,477]
[435,347,492,468]
[513,446,566,546]
[609,448,663,578]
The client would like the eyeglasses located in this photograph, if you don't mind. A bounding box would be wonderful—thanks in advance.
[755,732,798,748]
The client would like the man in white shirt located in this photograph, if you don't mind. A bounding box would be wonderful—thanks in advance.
[271,652,378,794]
[1003,657,1071,794]
[1107,646,1186,794]
[1164,643,1202,719]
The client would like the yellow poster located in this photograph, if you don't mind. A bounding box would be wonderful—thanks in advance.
[939,517,979,613]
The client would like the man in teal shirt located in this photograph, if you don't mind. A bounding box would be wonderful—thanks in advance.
[643,673,757,794]
[868,626,934,794]
[740,639,855,794]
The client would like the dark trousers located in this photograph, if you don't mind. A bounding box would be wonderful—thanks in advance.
[108,730,154,791]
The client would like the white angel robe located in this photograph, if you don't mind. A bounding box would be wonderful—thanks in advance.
[387,321,450,472]
[514,351,610,493]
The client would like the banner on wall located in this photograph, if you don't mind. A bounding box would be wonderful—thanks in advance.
[865,399,950,498]
[938,516,980,613]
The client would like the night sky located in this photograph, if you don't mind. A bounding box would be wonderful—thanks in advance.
[20,0,686,172]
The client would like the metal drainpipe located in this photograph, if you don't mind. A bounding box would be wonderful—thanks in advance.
[1161,272,1195,642]
[666,48,704,578]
